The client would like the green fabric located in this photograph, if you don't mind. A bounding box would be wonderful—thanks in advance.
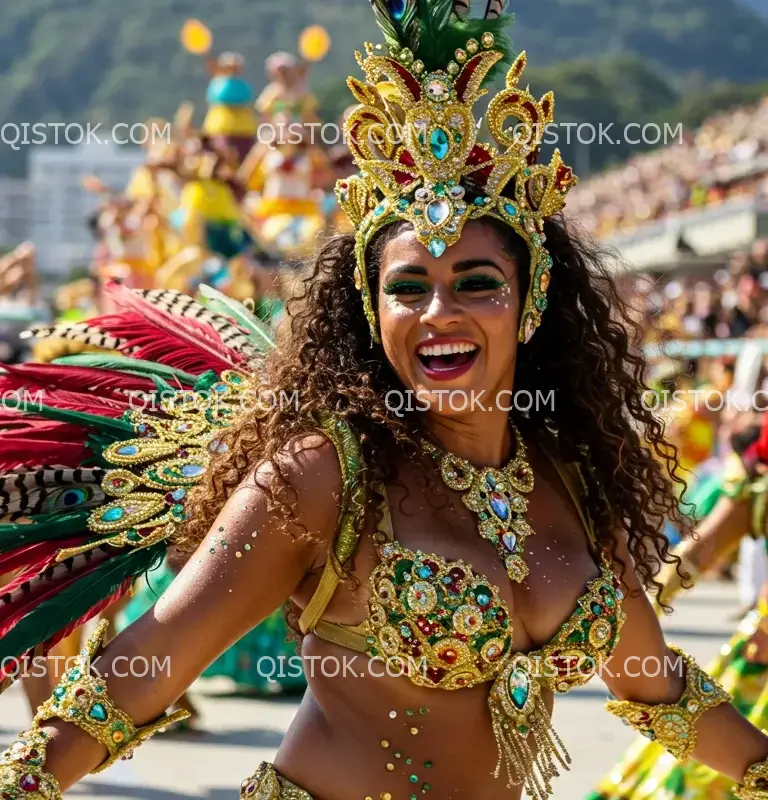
[118,559,306,694]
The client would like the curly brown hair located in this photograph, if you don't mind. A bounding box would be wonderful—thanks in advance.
[181,214,690,602]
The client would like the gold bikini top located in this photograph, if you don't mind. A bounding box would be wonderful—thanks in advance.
[298,419,626,695]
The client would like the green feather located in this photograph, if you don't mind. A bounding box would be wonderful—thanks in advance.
[0,398,135,437]
[52,353,201,386]
[412,4,514,78]
[369,0,406,49]
[0,543,166,665]
[197,284,276,353]
[0,510,91,553]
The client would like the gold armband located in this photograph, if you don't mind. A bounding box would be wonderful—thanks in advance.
[734,754,768,799]
[0,728,62,799]
[33,620,190,773]
[605,645,731,760]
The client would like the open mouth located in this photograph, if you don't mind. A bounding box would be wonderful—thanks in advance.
[416,341,479,379]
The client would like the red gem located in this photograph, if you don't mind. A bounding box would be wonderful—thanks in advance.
[440,648,458,665]
[456,633,468,642]
[496,610,507,622]
[28,750,38,759]
[138,528,153,536]
[178,449,188,458]
[75,689,85,697]
[456,677,466,686]
[426,667,446,683]
[111,478,121,487]
[164,493,176,504]
[449,567,466,581]
[19,774,40,792]
[339,182,348,189]
[423,560,439,574]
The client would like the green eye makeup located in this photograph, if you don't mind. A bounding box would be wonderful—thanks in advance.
[383,280,429,296]
[453,275,508,292]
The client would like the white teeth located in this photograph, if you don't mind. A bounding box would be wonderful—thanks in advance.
[418,342,478,356]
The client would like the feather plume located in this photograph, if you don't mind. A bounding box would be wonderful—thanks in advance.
[119,285,262,363]
[0,467,105,518]
[197,284,276,354]
[52,353,200,387]
[369,0,420,53]
[20,321,126,351]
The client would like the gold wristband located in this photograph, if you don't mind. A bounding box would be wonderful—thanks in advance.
[33,620,190,773]
[734,753,768,799]
[605,644,731,760]
[0,728,62,799]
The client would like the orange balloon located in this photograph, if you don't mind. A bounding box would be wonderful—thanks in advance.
[181,19,212,55]
[299,25,331,62]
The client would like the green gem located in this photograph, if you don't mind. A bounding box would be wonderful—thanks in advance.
[68,668,81,681]
[244,543,252,551]
[397,198,409,211]
[172,503,184,515]
[405,758,412,765]
[478,512,488,520]
[126,530,140,542]
[413,208,423,216]
[419,707,428,715]
[605,596,615,607]
[473,196,485,206]
[536,296,548,311]
[410,775,418,783]
[89,703,108,722]
[518,724,529,734]
[53,687,66,699]
[407,709,415,715]
[434,184,445,196]
[424,761,433,768]
[422,784,431,792]
[453,132,463,143]
[69,709,80,717]
[524,168,532,176]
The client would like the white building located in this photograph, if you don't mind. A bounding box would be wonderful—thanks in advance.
[28,141,144,277]
[0,176,30,250]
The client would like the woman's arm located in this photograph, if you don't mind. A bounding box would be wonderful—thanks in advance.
[23,434,342,791]
[604,537,768,783]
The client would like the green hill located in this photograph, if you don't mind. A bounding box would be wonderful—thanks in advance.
[1,0,767,176]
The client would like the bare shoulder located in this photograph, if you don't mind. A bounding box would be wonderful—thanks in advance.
[219,431,345,555]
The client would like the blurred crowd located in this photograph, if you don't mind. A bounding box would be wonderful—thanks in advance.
[567,96,768,238]
[622,238,768,344]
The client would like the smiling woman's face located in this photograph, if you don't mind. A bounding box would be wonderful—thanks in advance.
[377,221,522,417]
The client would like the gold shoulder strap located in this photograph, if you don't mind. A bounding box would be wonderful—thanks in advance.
[542,446,599,550]
[299,414,367,635]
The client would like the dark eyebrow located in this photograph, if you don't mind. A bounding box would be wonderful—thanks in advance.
[386,264,428,276]
[453,259,505,275]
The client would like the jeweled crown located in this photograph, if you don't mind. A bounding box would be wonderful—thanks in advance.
[335,1,577,344]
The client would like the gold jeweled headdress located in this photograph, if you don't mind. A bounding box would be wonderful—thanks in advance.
[335,0,577,344]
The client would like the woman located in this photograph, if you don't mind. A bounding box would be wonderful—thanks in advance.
[589,412,768,799]
[3,4,768,800]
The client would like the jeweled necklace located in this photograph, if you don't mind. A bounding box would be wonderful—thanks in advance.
[421,425,535,583]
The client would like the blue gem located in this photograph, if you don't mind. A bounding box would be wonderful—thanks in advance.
[426,199,450,226]
[485,473,498,490]
[490,492,510,521]
[181,464,205,478]
[477,593,490,607]
[546,256,553,267]
[387,0,407,20]
[502,532,517,552]
[397,198,409,211]
[429,128,450,160]
[400,625,411,637]
[455,206,466,216]
[374,203,386,216]
[418,566,432,579]
[427,238,446,258]
[214,384,228,393]
[117,445,138,456]
[504,203,518,216]
[473,197,485,206]
[702,681,714,693]
[171,488,186,501]
[53,687,66,699]
[102,507,124,522]
[89,703,108,722]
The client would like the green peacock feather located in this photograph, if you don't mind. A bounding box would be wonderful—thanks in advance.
[368,0,515,82]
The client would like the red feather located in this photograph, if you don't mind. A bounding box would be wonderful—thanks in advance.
[0,421,94,470]
[100,282,245,372]
[0,363,157,399]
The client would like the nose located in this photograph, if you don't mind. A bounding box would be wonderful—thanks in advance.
[420,284,462,330]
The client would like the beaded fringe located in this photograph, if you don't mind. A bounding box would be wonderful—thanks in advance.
[489,691,571,800]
